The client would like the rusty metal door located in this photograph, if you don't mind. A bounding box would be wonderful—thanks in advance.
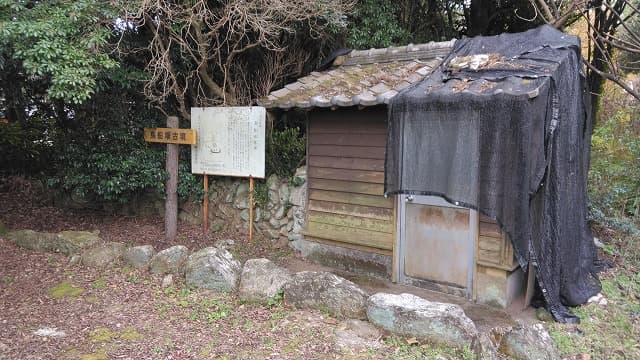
[396,195,477,298]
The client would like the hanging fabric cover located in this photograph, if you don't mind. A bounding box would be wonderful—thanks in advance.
[385,25,601,323]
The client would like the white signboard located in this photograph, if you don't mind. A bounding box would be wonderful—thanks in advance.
[191,107,265,178]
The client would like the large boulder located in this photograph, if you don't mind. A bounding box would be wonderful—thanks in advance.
[124,245,156,270]
[185,247,241,292]
[498,321,559,360]
[7,229,102,255]
[366,293,478,350]
[150,245,189,275]
[239,258,291,303]
[283,271,368,319]
[6,230,58,252]
[55,230,102,255]
[81,242,126,268]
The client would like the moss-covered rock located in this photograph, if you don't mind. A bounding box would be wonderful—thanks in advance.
[48,281,84,299]
[81,242,125,268]
[0,220,8,236]
[6,229,102,255]
[56,230,102,255]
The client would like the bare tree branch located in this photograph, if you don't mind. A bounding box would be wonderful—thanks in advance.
[119,0,355,117]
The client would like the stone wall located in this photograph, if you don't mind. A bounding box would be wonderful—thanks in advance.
[179,167,307,243]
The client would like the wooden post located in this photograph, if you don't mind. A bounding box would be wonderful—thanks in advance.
[203,175,209,233]
[165,116,179,242]
[249,176,254,243]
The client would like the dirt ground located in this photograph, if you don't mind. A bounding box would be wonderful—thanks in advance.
[0,181,528,359]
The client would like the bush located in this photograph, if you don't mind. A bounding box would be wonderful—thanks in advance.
[589,105,640,219]
[0,117,56,175]
[265,127,306,179]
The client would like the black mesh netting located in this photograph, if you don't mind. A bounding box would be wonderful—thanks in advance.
[385,25,601,323]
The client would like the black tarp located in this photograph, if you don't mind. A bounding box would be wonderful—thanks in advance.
[385,25,601,323]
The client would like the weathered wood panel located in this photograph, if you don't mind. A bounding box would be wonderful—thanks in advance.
[309,133,388,146]
[305,107,393,254]
[308,178,384,196]
[478,216,518,271]
[308,145,385,159]
[309,189,393,208]
[308,167,385,183]
[304,236,393,256]
[308,156,385,172]
[307,210,394,233]
[309,116,387,134]
[308,200,393,221]
[305,221,393,250]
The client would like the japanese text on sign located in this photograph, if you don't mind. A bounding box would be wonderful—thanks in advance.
[191,107,265,178]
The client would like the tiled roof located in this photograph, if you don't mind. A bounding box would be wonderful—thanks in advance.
[258,40,455,109]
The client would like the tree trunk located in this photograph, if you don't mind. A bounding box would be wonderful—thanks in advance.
[165,116,179,241]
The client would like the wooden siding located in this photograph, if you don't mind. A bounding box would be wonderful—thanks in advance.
[477,215,518,271]
[304,108,394,252]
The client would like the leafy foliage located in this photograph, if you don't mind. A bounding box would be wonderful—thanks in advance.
[0,0,121,104]
[0,116,56,175]
[589,105,640,218]
[265,127,306,179]
[348,0,409,48]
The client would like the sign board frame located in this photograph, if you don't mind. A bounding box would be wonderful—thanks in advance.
[191,107,266,178]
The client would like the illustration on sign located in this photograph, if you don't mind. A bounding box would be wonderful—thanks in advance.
[191,107,266,178]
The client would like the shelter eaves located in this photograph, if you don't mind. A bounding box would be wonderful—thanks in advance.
[258,41,455,109]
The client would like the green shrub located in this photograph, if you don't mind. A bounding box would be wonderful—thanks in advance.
[265,127,306,179]
[589,106,640,220]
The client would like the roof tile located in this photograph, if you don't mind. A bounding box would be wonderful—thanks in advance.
[261,40,454,109]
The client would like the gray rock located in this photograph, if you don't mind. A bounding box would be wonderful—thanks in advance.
[185,247,241,292]
[269,217,281,229]
[162,274,174,288]
[124,245,156,270]
[267,174,279,191]
[334,319,382,353]
[209,219,225,233]
[213,238,235,249]
[239,258,291,303]
[69,255,81,265]
[150,245,189,275]
[499,321,559,360]
[55,230,102,255]
[7,230,58,252]
[266,229,281,239]
[235,182,249,198]
[81,242,125,268]
[366,293,478,350]
[289,180,307,207]
[240,209,250,222]
[284,271,369,319]
[254,207,263,222]
[478,330,501,360]
[273,205,286,220]
[278,183,290,205]
[234,198,249,210]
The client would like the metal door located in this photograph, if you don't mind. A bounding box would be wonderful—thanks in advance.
[396,195,477,298]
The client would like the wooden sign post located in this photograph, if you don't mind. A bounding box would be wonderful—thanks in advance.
[144,119,197,242]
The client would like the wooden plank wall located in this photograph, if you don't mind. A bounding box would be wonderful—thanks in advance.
[304,108,394,254]
[477,215,518,271]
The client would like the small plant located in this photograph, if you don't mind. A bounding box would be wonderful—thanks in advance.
[92,278,106,289]
[266,290,284,308]
[127,275,140,284]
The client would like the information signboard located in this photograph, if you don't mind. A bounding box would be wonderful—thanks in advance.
[191,107,266,178]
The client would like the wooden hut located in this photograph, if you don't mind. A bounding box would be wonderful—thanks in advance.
[259,41,524,308]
